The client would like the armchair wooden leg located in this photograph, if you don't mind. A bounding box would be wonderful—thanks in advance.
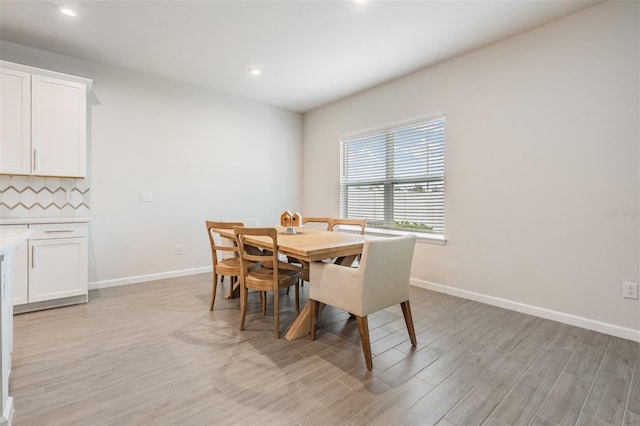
[400,301,417,346]
[261,292,267,315]
[356,315,373,371]
[209,272,218,311]
[310,299,318,341]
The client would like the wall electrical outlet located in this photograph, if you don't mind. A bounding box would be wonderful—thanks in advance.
[175,244,183,255]
[140,192,153,202]
[623,282,638,300]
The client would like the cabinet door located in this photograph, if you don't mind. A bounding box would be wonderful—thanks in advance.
[0,68,31,175]
[31,75,86,178]
[28,238,88,302]
[0,225,28,306]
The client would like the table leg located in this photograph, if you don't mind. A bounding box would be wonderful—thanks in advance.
[285,302,325,341]
[224,277,240,299]
[335,254,357,266]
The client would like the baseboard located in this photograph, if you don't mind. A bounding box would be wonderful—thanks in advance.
[89,266,212,290]
[411,278,640,343]
[14,294,88,314]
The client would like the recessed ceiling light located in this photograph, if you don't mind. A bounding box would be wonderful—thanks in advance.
[248,67,261,76]
[60,7,77,17]
[354,0,367,4]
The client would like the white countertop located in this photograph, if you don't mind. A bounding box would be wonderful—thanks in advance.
[0,229,32,257]
[0,217,91,225]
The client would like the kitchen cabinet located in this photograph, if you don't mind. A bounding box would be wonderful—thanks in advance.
[0,228,31,425]
[28,223,88,303]
[0,61,92,178]
[0,68,30,175]
[0,226,27,306]
[0,221,88,312]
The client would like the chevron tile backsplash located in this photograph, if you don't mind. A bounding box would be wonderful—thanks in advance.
[0,175,90,218]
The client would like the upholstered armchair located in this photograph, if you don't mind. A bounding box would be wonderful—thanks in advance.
[309,234,417,370]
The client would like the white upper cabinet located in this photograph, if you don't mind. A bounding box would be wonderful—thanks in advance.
[0,68,31,175]
[0,61,92,178]
[31,75,87,177]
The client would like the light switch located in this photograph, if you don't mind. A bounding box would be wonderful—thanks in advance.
[140,192,153,202]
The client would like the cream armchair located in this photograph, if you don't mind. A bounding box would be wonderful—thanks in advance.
[309,234,417,370]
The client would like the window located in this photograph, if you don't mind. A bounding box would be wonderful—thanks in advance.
[340,115,445,234]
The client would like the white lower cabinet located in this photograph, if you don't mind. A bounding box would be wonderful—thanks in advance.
[0,226,28,306]
[29,235,88,303]
[0,222,88,309]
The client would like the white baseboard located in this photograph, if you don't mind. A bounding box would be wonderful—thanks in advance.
[89,266,212,290]
[411,278,640,343]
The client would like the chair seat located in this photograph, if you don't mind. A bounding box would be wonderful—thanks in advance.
[245,267,300,291]
[215,257,257,275]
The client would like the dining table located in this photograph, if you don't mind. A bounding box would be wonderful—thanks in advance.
[214,225,373,340]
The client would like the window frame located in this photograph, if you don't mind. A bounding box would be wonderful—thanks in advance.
[339,115,446,240]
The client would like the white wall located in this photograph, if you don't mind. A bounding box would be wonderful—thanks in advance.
[303,1,639,336]
[0,41,303,286]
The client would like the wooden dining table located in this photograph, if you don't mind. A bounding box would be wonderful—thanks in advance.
[214,226,373,340]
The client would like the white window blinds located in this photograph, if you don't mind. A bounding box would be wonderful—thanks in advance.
[340,115,445,234]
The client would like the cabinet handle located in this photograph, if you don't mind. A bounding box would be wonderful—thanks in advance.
[44,230,74,233]
[31,246,36,269]
[33,148,37,170]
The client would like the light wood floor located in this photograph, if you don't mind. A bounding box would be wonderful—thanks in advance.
[10,273,640,426]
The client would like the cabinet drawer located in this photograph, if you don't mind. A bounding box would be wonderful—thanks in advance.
[29,223,88,240]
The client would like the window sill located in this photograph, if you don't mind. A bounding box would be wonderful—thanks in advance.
[334,225,447,245]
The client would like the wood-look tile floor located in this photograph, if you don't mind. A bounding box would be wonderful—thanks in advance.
[10,273,640,426]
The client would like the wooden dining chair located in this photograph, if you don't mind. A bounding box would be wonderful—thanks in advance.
[302,216,332,230]
[205,221,257,311]
[328,218,366,234]
[309,234,417,370]
[234,227,301,338]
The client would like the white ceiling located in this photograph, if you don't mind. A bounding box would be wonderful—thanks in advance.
[0,0,600,113]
